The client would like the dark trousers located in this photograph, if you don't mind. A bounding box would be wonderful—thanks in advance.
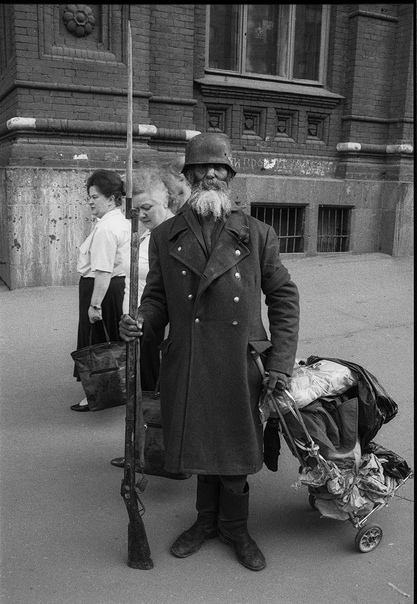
[199,474,247,494]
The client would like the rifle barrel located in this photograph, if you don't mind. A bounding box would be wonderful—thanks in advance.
[120,25,153,567]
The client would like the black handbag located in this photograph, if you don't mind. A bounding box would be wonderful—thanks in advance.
[142,390,191,480]
[70,324,126,411]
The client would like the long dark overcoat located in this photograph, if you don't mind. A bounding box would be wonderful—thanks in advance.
[139,204,299,475]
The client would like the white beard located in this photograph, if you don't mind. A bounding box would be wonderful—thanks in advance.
[188,179,232,220]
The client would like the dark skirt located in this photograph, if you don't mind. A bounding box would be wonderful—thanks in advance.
[73,275,163,391]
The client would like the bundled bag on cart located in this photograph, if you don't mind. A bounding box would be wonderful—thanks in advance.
[300,356,399,449]
[262,356,400,471]
[267,356,399,447]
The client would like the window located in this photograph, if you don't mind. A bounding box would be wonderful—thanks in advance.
[251,205,305,253]
[207,5,329,83]
[317,206,352,252]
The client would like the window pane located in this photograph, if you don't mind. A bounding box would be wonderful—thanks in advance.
[246,5,289,77]
[208,5,239,71]
[293,5,322,80]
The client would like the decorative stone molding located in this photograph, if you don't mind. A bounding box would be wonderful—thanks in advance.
[63,4,96,37]
[337,142,413,154]
[3,117,200,141]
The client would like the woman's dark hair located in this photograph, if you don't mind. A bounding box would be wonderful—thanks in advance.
[86,170,125,206]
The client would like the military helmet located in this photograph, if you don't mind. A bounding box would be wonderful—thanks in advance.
[182,132,236,175]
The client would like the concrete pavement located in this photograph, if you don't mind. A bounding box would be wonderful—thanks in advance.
[0,253,414,604]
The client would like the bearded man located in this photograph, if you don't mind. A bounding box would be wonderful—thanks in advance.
[119,133,300,571]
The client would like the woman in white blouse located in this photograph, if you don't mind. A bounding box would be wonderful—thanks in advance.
[71,169,131,411]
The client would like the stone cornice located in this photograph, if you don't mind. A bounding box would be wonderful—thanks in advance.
[195,75,344,109]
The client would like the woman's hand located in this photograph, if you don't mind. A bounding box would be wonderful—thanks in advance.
[88,305,102,323]
[119,313,144,342]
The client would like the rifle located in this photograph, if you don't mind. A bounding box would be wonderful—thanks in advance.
[121,207,153,569]
[120,19,153,570]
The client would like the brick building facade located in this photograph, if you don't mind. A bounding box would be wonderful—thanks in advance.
[0,3,414,289]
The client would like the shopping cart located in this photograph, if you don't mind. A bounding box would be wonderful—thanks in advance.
[252,351,413,553]
[266,387,413,553]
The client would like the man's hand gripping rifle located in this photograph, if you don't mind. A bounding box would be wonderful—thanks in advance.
[121,207,153,570]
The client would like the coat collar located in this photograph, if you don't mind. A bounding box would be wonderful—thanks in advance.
[167,204,251,297]
[169,203,250,246]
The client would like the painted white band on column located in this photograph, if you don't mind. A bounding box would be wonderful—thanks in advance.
[137,125,158,136]
[184,130,201,140]
[7,117,37,130]
[386,144,413,154]
[336,142,362,152]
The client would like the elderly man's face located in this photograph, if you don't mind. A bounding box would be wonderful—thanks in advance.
[193,164,229,185]
[188,163,232,220]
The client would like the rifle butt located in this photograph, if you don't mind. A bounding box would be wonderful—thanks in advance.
[127,522,154,569]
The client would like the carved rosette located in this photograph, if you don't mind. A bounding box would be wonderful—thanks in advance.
[63,4,96,37]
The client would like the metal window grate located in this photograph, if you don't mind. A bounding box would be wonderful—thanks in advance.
[317,206,351,252]
[251,205,305,253]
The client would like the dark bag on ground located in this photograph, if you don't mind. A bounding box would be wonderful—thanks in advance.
[142,391,191,480]
[70,324,126,411]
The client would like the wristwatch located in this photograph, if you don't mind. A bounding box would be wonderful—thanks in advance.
[90,304,101,311]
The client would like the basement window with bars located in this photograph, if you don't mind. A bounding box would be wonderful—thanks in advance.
[251,205,305,253]
[317,206,352,252]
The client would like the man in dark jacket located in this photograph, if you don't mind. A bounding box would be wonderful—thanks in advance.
[120,132,300,571]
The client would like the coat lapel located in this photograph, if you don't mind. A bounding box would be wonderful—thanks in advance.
[197,212,250,296]
[168,207,207,277]
[168,205,251,297]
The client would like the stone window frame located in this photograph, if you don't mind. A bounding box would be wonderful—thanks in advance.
[205,4,331,86]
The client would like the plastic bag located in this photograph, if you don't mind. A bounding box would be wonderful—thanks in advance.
[289,360,357,408]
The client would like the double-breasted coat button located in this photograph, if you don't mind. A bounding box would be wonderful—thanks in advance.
[235,249,241,256]
[178,246,182,251]
[234,272,241,279]
[232,321,238,326]
[194,318,200,323]
[181,270,187,275]
[233,296,240,303]
[188,294,193,299]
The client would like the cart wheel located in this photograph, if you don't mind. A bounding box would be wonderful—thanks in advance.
[308,493,318,510]
[355,524,383,553]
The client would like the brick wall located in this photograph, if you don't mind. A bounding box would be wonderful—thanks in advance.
[388,4,414,144]
[148,4,196,130]
[0,4,413,288]
[342,4,400,145]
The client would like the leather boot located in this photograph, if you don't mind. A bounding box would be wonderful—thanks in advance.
[171,477,220,558]
[217,482,266,571]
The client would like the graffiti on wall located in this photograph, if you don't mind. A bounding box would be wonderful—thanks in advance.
[231,154,335,177]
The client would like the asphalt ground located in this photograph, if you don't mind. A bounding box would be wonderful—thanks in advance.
[0,252,414,604]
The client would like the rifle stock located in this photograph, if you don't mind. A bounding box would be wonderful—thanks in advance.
[121,207,153,570]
